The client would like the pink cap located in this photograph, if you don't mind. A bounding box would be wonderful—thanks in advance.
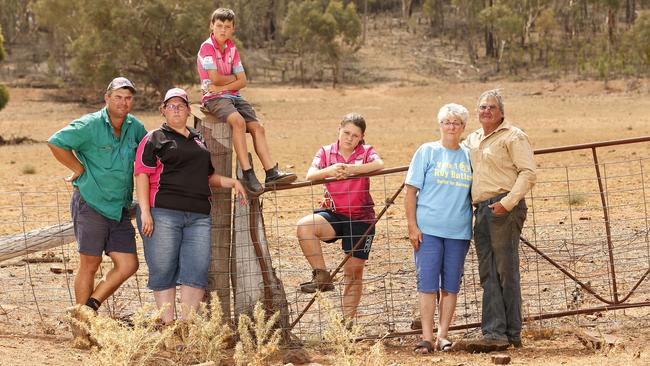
[163,88,189,104]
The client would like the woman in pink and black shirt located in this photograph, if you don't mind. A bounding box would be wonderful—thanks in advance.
[134,88,246,325]
[296,113,384,321]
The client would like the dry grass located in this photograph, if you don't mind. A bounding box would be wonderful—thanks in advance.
[84,304,175,366]
[171,297,232,365]
[233,301,282,366]
[69,297,232,366]
[317,293,388,366]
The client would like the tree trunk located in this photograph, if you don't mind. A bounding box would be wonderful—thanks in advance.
[332,59,339,89]
[485,0,495,57]
[607,7,616,53]
[401,0,413,19]
[362,0,368,45]
[192,105,233,321]
[625,0,636,24]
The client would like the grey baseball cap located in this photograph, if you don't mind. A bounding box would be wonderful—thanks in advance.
[106,77,136,93]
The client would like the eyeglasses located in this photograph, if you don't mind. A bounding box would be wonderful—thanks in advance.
[165,104,188,111]
[479,104,499,112]
[441,121,463,127]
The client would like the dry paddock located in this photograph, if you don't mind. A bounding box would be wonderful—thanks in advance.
[1,80,650,365]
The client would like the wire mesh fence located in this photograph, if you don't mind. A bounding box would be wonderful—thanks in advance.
[1,139,650,341]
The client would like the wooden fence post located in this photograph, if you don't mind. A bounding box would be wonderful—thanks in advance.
[232,159,291,339]
[191,105,233,321]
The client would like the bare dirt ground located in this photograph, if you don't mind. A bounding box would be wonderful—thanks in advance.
[1,79,650,365]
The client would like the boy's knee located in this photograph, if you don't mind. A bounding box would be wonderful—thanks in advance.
[248,122,265,135]
[227,114,246,130]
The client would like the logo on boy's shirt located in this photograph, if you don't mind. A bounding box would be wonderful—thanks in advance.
[202,56,214,65]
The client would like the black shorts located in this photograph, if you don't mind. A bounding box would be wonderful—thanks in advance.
[314,209,375,260]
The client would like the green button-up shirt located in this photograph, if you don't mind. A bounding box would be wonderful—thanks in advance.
[48,107,147,221]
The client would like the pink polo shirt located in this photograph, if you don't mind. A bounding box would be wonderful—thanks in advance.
[197,35,245,104]
[311,142,380,223]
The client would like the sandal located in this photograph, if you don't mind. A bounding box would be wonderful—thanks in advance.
[413,340,434,354]
[438,338,453,352]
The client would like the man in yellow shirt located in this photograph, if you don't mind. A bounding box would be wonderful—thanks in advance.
[463,89,536,351]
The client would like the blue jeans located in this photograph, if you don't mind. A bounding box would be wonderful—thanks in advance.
[473,194,527,342]
[137,207,212,291]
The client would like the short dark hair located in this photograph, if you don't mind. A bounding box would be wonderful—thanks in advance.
[211,8,235,25]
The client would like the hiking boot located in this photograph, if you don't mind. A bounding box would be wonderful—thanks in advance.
[66,304,98,349]
[462,337,510,353]
[299,269,335,293]
[265,163,297,186]
[241,169,264,195]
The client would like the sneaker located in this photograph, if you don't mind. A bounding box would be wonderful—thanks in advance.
[241,169,264,195]
[66,304,97,349]
[299,269,335,293]
[461,337,510,353]
[264,164,297,186]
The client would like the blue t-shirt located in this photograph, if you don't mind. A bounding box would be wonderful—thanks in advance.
[405,141,473,240]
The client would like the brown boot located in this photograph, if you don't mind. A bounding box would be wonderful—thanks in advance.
[300,269,335,293]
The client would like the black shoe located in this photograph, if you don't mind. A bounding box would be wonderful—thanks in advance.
[265,164,297,186]
[241,169,264,195]
[509,338,522,348]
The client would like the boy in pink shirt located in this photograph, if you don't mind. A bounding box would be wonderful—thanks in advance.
[197,8,295,194]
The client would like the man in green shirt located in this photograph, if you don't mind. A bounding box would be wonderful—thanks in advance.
[48,77,147,345]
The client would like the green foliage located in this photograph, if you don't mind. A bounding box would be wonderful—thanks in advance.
[0,0,33,44]
[626,10,650,67]
[33,0,212,97]
[0,23,7,111]
[422,0,443,28]
[216,0,288,47]
[0,85,8,111]
[282,0,361,86]
[0,23,5,62]
[479,3,524,44]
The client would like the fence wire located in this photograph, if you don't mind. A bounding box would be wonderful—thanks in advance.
[1,147,650,341]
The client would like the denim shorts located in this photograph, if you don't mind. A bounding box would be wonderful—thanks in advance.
[314,209,375,260]
[414,234,470,293]
[137,207,212,291]
[70,189,136,256]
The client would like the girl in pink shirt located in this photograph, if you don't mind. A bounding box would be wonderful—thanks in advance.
[296,113,384,321]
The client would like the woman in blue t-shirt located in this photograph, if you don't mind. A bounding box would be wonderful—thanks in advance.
[405,103,473,354]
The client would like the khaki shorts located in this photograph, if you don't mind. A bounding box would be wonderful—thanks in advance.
[204,97,258,124]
